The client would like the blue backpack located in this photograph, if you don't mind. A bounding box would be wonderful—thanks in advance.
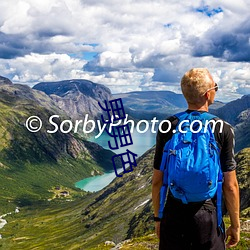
[158,111,223,228]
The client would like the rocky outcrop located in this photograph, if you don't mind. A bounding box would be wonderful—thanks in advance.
[0,76,12,85]
[235,148,250,214]
[234,109,250,152]
[33,79,112,120]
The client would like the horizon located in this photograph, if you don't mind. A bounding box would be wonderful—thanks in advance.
[1,75,247,104]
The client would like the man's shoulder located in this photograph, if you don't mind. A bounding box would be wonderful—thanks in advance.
[159,115,179,132]
[211,116,234,133]
[164,115,179,122]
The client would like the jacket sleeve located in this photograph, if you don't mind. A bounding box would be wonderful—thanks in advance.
[219,122,237,172]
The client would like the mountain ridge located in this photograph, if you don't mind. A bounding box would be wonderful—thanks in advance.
[33,79,112,121]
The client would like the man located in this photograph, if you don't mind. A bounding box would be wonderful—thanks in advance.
[152,68,240,249]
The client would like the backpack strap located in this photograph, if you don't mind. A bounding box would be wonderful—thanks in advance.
[200,112,223,229]
[159,182,168,219]
[158,112,188,218]
[217,169,223,231]
[200,112,223,230]
[200,112,217,120]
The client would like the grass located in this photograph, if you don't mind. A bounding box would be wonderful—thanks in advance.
[0,198,88,250]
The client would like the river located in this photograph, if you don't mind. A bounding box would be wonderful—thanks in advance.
[75,128,156,192]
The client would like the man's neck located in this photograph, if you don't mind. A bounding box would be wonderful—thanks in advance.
[187,103,209,112]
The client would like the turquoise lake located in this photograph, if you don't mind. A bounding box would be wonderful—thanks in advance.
[75,128,156,192]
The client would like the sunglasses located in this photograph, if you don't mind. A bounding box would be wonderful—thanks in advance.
[203,83,218,95]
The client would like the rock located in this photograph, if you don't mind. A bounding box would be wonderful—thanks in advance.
[0,76,12,85]
[105,240,116,247]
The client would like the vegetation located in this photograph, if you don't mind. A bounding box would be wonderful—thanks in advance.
[235,148,250,214]
[1,207,249,250]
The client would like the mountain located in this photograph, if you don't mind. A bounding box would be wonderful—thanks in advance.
[33,79,111,121]
[0,78,117,212]
[209,100,225,110]
[212,95,250,152]
[213,94,250,126]
[114,91,225,120]
[113,91,186,120]
[0,77,248,248]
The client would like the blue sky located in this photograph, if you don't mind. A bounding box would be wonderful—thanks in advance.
[0,0,249,102]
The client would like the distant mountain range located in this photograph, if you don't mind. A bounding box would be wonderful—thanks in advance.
[2,75,250,154]
[4,76,250,153]
[114,91,225,120]
[33,81,226,122]
[114,91,187,120]
[212,94,250,126]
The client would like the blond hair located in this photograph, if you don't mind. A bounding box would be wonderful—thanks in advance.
[181,68,214,104]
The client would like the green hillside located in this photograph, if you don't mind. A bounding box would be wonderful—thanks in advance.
[0,83,116,213]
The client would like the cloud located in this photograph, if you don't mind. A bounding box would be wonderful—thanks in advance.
[0,53,87,85]
[0,0,249,101]
[192,18,250,62]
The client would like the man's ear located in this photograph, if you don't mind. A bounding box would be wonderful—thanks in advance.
[204,92,209,100]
